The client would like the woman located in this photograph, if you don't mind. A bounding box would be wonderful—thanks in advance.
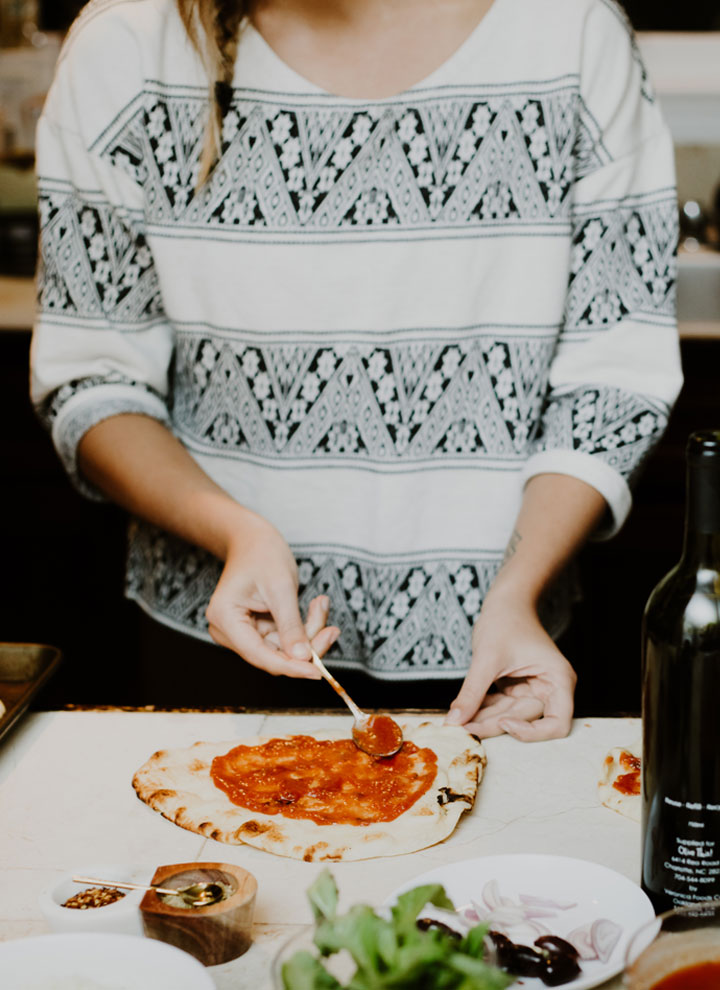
[31,0,682,738]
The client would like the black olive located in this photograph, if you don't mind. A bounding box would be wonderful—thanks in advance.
[487,931,518,969]
[541,952,582,986]
[505,943,546,977]
[534,935,580,960]
[416,918,461,939]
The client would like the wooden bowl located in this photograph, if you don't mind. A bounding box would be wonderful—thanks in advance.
[139,862,257,966]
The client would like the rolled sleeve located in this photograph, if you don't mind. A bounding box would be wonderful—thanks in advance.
[32,58,174,496]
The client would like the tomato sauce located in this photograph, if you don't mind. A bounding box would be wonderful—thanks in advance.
[210,735,437,826]
[620,751,641,772]
[613,750,641,796]
[353,714,404,755]
[650,960,720,989]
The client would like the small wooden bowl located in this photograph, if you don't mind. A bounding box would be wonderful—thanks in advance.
[139,862,257,966]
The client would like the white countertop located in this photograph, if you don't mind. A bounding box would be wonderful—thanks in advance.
[0,711,642,988]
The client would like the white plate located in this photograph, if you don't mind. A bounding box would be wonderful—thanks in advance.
[0,932,215,990]
[384,853,654,990]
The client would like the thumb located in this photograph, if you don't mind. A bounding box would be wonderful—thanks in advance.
[445,664,495,726]
[267,584,312,662]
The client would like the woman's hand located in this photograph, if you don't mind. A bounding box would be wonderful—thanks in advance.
[206,514,339,677]
[446,591,576,741]
[445,473,605,741]
[77,416,338,678]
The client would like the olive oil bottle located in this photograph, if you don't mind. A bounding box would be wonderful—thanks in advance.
[641,430,720,913]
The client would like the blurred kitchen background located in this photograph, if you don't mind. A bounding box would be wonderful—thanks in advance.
[1,0,719,712]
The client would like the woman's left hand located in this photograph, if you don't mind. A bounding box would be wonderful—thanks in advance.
[446,592,576,741]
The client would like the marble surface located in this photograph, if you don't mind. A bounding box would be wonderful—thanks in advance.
[0,711,642,988]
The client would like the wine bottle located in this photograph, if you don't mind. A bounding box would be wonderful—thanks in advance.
[641,430,720,914]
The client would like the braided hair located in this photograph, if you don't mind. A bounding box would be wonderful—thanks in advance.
[176,0,247,182]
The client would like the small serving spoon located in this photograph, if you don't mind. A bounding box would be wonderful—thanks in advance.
[310,649,404,758]
[71,875,225,908]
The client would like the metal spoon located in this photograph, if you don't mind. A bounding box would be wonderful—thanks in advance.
[309,649,404,757]
[71,875,225,908]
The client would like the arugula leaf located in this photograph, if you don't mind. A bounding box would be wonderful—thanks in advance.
[380,929,452,987]
[315,905,388,973]
[447,951,513,989]
[308,869,339,922]
[390,883,455,933]
[282,875,512,990]
[374,920,399,971]
[282,949,342,990]
[459,922,491,959]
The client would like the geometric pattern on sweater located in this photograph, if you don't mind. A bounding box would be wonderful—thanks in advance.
[36,344,669,484]
[172,335,669,474]
[172,334,555,460]
[533,383,669,484]
[37,184,163,323]
[34,186,677,347]
[125,521,574,676]
[37,372,164,431]
[102,85,609,231]
[565,195,677,331]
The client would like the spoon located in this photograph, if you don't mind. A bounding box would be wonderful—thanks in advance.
[71,875,225,908]
[309,648,404,757]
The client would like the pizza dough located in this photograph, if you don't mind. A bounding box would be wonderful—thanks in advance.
[598,744,641,822]
[132,722,485,861]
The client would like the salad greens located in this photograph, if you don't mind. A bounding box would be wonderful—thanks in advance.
[281,870,513,990]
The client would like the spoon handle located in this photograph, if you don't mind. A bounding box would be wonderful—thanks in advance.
[310,649,366,723]
[72,876,178,896]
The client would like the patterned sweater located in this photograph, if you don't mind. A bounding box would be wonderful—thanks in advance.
[31,0,682,680]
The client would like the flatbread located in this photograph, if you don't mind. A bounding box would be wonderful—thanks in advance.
[598,744,641,822]
[132,722,485,861]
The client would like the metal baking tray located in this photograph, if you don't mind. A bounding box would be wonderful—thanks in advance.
[0,643,63,744]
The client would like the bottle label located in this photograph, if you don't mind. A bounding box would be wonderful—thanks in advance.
[660,796,720,904]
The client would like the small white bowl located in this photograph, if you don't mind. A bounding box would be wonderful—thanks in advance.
[38,864,151,936]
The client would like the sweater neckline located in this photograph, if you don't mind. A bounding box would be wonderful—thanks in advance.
[242,0,509,103]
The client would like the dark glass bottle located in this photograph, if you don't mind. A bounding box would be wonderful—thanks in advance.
[641,430,720,913]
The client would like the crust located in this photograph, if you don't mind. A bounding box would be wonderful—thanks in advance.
[598,743,641,822]
[132,722,485,861]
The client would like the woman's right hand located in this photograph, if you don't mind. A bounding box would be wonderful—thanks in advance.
[205,512,338,677]
[77,415,335,677]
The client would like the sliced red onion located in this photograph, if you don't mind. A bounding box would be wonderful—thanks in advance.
[566,922,599,961]
[519,894,578,910]
[469,899,490,921]
[489,905,536,924]
[482,879,515,910]
[464,878,621,972]
[591,918,622,963]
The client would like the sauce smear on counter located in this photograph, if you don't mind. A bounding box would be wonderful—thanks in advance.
[650,961,720,989]
[210,735,437,826]
[613,749,641,796]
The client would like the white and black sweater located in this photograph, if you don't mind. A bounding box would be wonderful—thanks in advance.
[31,0,682,679]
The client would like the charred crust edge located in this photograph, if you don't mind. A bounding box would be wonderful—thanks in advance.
[437,786,473,807]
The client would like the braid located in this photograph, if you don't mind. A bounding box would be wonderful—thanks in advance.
[176,0,247,183]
